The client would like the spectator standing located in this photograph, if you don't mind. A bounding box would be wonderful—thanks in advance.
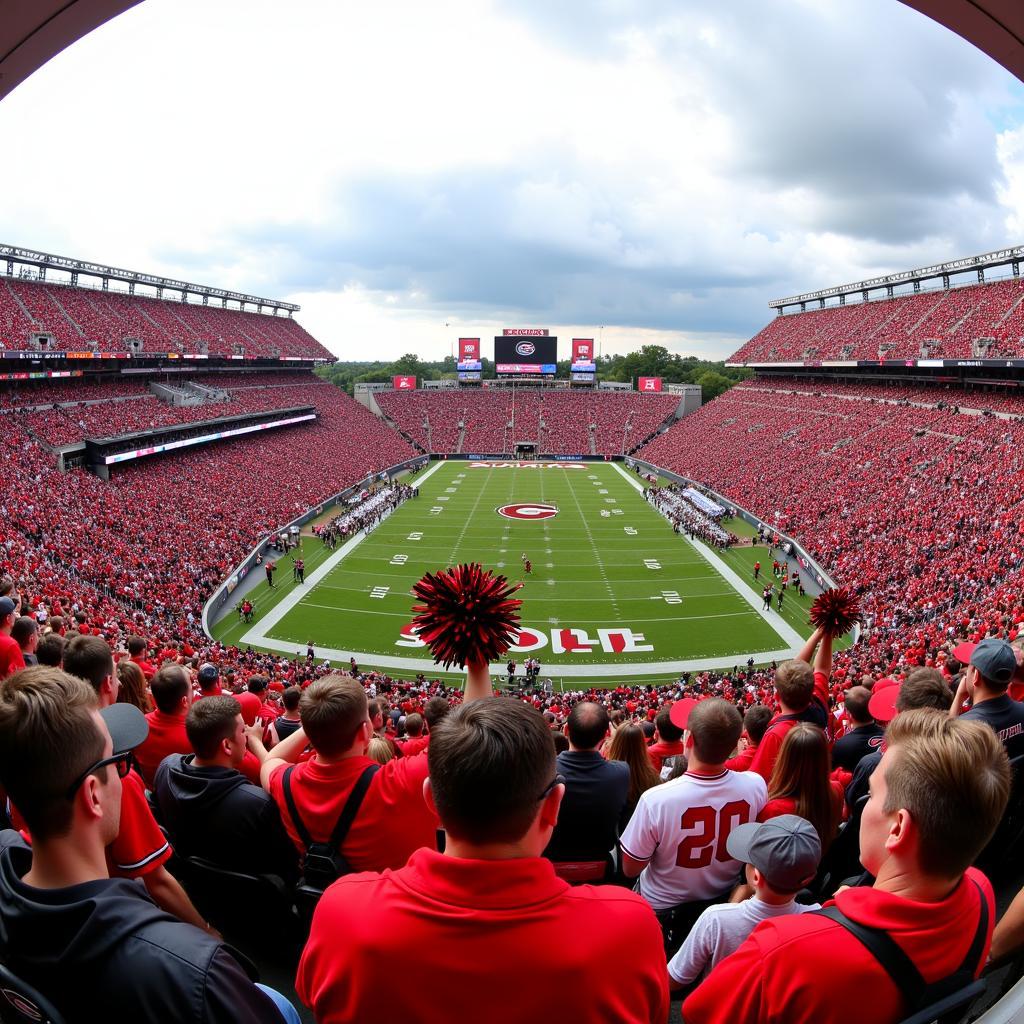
[0,667,292,1023]
[952,638,1024,758]
[270,686,303,744]
[248,674,280,721]
[115,659,153,714]
[831,686,883,772]
[647,707,685,773]
[296,677,669,1024]
[35,631,64,668]
[135,664,193,788]
[725,705,773,773]
[0,598,26,678]
[682,711,1010,1024]
[543,702,630,871]
[606,722,662,829]
[621,699,767,953]
[11,616,39,667]
[127,635,157,681]
[197,662,224,699]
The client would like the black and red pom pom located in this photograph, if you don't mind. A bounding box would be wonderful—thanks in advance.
[411,563,523,669]
[809,587,862,638]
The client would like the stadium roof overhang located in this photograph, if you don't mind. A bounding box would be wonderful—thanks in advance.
[899,1,1024,83]
[0,2,143,103]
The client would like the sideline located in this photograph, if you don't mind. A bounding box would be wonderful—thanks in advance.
[238,460,445,648]
[610,461,805,652]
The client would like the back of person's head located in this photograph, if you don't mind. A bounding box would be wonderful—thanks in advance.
[126,636,147,657]
[607,722,662,802]
[151,664,190,714]
[0,667,103,841]
[281,685,302,713]
[896,668,951,714]
[881,709,1010,878]
[423,695,450,730]
[687,698,742,765]
[11,616,37,649]
[743,705,773,745]
[115,660,151,713]
[552,730,570,754]
[428,699,553,844]
[197,662,220,691]
[63,634,114,692]
[654,707,683,743]
[247,674,269,695]
[774,660,814,711]
[641,719,655,741]
[567,701,609,750]
[35,632,65,668]
[368,735,395,764]
[404,712,424,737]
[186,695,243,760]
[768,723,835,845]
[844,686,872,725]
[300,674,368,757]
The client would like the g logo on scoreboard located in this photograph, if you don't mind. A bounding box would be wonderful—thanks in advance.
[496,502,559,520]
[515,341,536,356]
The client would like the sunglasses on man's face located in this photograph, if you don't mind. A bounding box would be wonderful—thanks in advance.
[65,751,133,800]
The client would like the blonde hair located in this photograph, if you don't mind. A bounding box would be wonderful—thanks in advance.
[367,736,395,764]
[884,709,1010,877]
[774,660,814,709]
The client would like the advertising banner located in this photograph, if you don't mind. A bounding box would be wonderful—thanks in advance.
[392,375,417,390]
[458,337,480,361]
[572,338,594,362]
[638,377,663,392]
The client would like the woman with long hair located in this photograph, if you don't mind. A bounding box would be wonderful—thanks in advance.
[116,658,153,714]
[607,722,663,830]
[759,723,842,848]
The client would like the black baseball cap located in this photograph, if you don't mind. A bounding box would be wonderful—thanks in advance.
[197,663,220,685]
[99,703,148,753]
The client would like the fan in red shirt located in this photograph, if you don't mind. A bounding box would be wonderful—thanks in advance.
[126,635,157,681]
[683,710,1010,1024]
[0,598,26,679]
[646,707,684,772]
[246,674,280,721]
[725,705,773,773]
[247,673,439,873]
[296,661,668,1024]
[134,664,193,788]
[749,626,833,782]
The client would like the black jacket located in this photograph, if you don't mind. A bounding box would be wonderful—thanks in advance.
[0,831,280,1023]
[153,754,298,882]
[544,750,630,862]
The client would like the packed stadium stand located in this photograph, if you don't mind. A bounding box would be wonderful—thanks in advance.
[0,276,332,359]
[730,275,1024,363]
[376,387,679,455]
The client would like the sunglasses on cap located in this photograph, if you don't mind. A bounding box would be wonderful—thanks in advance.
[65,751,133,800]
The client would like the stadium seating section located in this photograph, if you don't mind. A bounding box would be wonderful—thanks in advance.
[637,377,1024,684]
[730,276,1024,363]
[376,388,679,455]
[0,277,332,359]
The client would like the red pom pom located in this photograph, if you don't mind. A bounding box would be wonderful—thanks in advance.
[809,587,862,638]
[411,563,523,669]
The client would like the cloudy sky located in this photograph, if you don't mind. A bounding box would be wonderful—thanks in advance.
[1,0,1023,360]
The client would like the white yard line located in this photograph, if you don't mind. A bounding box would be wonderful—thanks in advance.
[238,460,445,647]
[610,461,804,653]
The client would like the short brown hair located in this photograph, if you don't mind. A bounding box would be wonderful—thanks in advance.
[883,710,1010,877]
[150,664,190,714]
[63,634,114,692]
[186,695,242,759]
[300,675,368,757]
[404,713,424,737]
[428,699,553,844]
[655,708,683,743]
[687,698,742,765]
[844,686,872,724]
[774,660,814,710]
[896,668,951,714]
[281,685,302,712]
[36,632,65,667]
[743,705,773,745]
[0,667,104,840]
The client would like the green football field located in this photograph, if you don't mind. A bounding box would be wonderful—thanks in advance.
[212,460,833,687]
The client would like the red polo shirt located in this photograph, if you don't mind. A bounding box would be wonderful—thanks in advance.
[297,848,669,1024]
[647,739,684,773]
[267,751,437,872]
[0,634,25,679]
[682,868,994,1024]
[750,670,830,782]
[134,709,191,788]
[107,769,172,878]
[396,735,429,757]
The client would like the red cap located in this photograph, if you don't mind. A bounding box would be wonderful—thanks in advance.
[868,684,900,723]
[669,697,699,731]
[234,691,262,726]
[873,677,899,692]
[952,642,977,664]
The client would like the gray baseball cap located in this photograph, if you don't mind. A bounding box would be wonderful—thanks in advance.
[726,814,821,891]
[969,638,1017,687]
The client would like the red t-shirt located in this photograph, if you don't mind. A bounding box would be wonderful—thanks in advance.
[725,742,758,773]
[268,752,437,872]
[750,670,830,782]
[107,769,172,878]
[396,735,429,757]
[297,848,669,1024]
[647,739,684,773]
[132,657,157,681]
[134,709,192,788]
[0,634,25,679]
[682,868,994,1024]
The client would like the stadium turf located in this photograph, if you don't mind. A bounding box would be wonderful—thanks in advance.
[212,461,847,686]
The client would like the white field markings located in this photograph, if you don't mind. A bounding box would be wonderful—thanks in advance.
[610,462,804,653]
[562,466,620,615]
[238,460,447,647]
[446,465,498,564]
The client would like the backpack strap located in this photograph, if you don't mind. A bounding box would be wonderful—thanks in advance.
[957,879,990,976]
[281,765,315,850]
[328,764,380,851]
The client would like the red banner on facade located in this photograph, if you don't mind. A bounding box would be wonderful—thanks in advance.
[458,338,480,361]
[392,375,417,390]
[638,377,663,392]
[572,339,594,362]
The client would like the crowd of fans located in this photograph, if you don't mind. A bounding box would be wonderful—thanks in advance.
[647,485,739,548]
[731,276,1024,363]
[0,276,332,359]
[376,387,679,456]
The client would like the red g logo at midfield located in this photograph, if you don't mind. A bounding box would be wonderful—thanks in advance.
[496,503,559,521]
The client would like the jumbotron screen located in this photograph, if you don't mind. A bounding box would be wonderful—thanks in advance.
[494,335,557,374]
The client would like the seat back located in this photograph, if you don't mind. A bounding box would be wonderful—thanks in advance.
[552,860,607,884]
[0,961,65,1024]
[811,794,868,902]
[896,977,985,1024]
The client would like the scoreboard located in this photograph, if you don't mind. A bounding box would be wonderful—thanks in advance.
[494,332,557,374]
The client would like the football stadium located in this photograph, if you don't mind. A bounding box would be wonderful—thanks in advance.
[1,3,1024,1024]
